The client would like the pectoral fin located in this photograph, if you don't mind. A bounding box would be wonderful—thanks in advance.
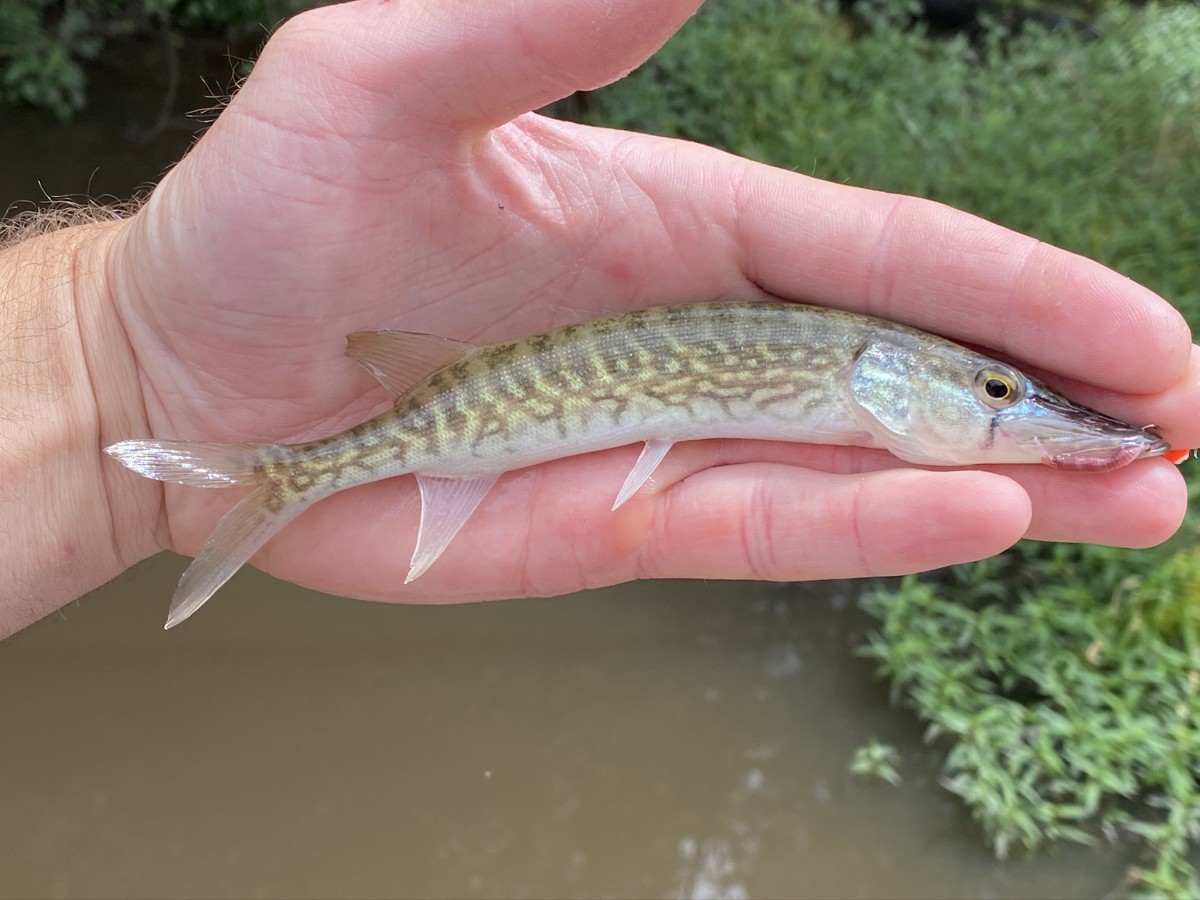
[408,474,500,583]
[612,439,674,510]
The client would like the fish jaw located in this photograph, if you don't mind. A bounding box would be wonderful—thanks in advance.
[994,388,1171,473]
[1046,439,1167,473]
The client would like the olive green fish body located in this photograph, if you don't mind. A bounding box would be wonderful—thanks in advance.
[105,301,1170,628]
[291,303,876,485]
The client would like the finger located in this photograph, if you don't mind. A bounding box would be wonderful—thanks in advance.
[641,439,1187,548]
[259,0,701,134]
[1013,344,1200,452]
[735,163,1192,394]
[599,438,1187,549]
[630,461,1181,584]
[628,465,1032,582]
[1011,457,1186,548]
[585,134,1192,395]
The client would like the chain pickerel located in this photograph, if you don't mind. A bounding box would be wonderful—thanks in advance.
[106,301,1172,627]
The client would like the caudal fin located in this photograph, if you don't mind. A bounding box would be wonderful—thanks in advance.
[105,439,303,629]
[104,440,264,486]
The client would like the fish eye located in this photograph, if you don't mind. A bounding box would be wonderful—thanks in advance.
[974,366,1024,409]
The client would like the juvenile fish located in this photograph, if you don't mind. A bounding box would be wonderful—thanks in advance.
[106,301,1171,627]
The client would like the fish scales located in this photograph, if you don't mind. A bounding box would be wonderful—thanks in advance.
[286,303,870,486]
[103,300,1172,627]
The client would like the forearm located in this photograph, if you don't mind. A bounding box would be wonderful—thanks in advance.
[0,220,159,638]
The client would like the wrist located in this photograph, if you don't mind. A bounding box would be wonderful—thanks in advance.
[0,220,160,636]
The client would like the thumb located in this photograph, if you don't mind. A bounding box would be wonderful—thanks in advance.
[259,0,701,133]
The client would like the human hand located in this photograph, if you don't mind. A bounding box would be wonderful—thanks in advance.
[99,0,1199,606]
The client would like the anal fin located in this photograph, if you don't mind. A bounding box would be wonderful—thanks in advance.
[408,474,500,583]
[612,439,674,510]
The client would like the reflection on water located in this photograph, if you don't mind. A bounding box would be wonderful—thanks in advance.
[1,36,1137,900]
[672,836,748,900]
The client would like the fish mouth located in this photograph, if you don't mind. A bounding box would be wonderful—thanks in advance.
[998,392,1171,474]
[1046,438,1169,473]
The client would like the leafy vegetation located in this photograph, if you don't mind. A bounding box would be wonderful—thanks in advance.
[0,0,318,119]
[861,549,1200,897]
[849,738,903,786]
[579,1,1200,894]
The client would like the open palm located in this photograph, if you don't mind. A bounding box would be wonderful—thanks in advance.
[104,0,1197,605]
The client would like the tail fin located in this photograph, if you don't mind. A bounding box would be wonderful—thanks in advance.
[105,440,304,629]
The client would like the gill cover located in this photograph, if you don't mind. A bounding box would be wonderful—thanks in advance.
[846,340,991,466]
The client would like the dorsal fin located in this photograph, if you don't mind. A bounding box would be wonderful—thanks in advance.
[345,330,476,400]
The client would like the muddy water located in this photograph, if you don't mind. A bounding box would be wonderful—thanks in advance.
[0,37,1131,900]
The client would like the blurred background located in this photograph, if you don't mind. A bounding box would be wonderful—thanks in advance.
[2,1,1198,897]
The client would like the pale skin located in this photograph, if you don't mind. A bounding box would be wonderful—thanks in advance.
[3,0,1198,638]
